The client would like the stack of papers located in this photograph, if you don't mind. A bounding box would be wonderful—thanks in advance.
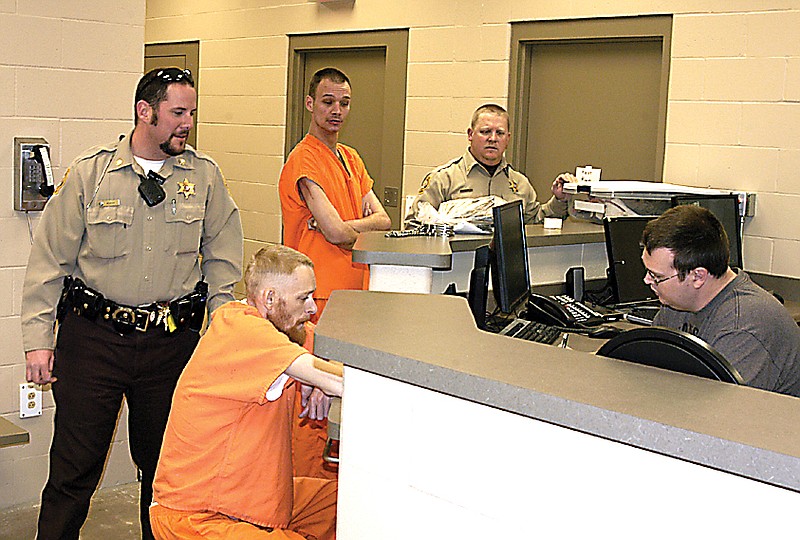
[414,196,505,234]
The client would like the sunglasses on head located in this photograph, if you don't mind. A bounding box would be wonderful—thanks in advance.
[140,68,194,91]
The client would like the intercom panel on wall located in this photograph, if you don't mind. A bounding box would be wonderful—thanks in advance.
[14,136,54,211]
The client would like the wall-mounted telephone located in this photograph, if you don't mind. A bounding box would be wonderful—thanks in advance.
[14,137,54,211]
[523,293,605,328]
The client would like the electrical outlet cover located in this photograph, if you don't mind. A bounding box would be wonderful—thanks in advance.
[19,382,43,418]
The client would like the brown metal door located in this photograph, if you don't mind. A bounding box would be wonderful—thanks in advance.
[524,38,664,200]
[287,31,408,227]
[144,42,200,149]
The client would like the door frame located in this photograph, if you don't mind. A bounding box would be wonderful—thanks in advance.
[508,16,672,182]
[145,41,201,148]
[286,29,409,225]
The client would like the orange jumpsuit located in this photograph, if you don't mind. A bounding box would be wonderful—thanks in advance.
[291,327,339,479]
[279,134,373,479]
[279,133,374,320]
[150,302,337,539]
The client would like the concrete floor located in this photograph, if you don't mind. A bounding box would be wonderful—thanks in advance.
[0,482,141,540]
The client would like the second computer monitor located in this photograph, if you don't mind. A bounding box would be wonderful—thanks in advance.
[671,194,743,270]
[604,215,657,306]
[490,200,530,313]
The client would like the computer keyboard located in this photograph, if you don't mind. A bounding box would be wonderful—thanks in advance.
[499,319,563,345]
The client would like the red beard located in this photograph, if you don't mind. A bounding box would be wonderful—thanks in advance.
[269,299,307,345]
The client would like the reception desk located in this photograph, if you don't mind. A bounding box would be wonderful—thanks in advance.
[353,219,606,293]
[0,416,29,449]
[315,290,800,538]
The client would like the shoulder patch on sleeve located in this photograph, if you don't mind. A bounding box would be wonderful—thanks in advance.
[418,174,432,194]
[53,167,70,195]
[508,176,519,194]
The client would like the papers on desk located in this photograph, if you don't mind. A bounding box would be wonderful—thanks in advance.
[414,196,504,234]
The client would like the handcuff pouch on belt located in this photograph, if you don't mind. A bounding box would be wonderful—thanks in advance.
[57,276,104,322]
[168,280,208,333]
[58,276,208,334]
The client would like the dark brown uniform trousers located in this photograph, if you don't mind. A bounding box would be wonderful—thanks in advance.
[37,312,199,540]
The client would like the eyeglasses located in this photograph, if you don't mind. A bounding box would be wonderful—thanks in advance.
[646,269,679,285]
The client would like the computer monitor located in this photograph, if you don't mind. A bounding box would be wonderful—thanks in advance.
[490,200,530,313]
[603,215,658,306]
[671,194,743,270]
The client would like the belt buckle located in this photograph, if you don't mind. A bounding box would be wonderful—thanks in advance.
[134,308,151,332]
[111,306,153,333]
[111,306,136,333]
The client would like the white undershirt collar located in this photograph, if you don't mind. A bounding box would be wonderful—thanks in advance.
[133,155,166,176]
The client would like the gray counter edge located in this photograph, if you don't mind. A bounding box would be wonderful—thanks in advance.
[317,334,799,492]
[353,220,605,267]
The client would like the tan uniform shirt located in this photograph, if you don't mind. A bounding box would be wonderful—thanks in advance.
[21,131,243,352]
[408,150,568,224]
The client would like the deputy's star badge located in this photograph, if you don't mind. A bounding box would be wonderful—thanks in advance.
[177,179,196,199]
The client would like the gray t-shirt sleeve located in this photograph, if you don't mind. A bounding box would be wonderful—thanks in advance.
[705,328,773,387]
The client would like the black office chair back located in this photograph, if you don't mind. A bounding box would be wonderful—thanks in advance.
[597,326,744,384]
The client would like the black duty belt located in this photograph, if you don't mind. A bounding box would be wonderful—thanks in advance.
[57,277,207,335]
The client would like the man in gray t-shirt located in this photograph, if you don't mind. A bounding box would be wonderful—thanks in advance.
[641,205,800,397]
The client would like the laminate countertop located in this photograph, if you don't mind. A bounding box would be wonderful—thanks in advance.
[352,219,604,268]
[315,289,800,492]
[0,416,29,449]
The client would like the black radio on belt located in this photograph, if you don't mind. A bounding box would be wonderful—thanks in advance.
[138,171,166,207]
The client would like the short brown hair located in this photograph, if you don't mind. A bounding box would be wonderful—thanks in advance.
[244,244,314,300]
[308,67,350,100]
[134,67,194,125]
[471,103,509,129]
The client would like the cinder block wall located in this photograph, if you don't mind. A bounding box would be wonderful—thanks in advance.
[145,0,800,279]
[666,8,800,276]
[0,2,145,509]
[3,0,799,512]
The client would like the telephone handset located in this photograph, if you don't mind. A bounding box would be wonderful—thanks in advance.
[14,137,54,211]
[34,145,55,197]
[523,293,605,328]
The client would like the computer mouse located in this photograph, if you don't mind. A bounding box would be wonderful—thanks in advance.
[587,325,624,339]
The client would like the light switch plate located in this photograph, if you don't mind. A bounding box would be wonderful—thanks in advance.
[383,186,399,208]
[19,383,42,418]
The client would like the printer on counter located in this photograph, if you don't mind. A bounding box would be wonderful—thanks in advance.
[563,180,755,223]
